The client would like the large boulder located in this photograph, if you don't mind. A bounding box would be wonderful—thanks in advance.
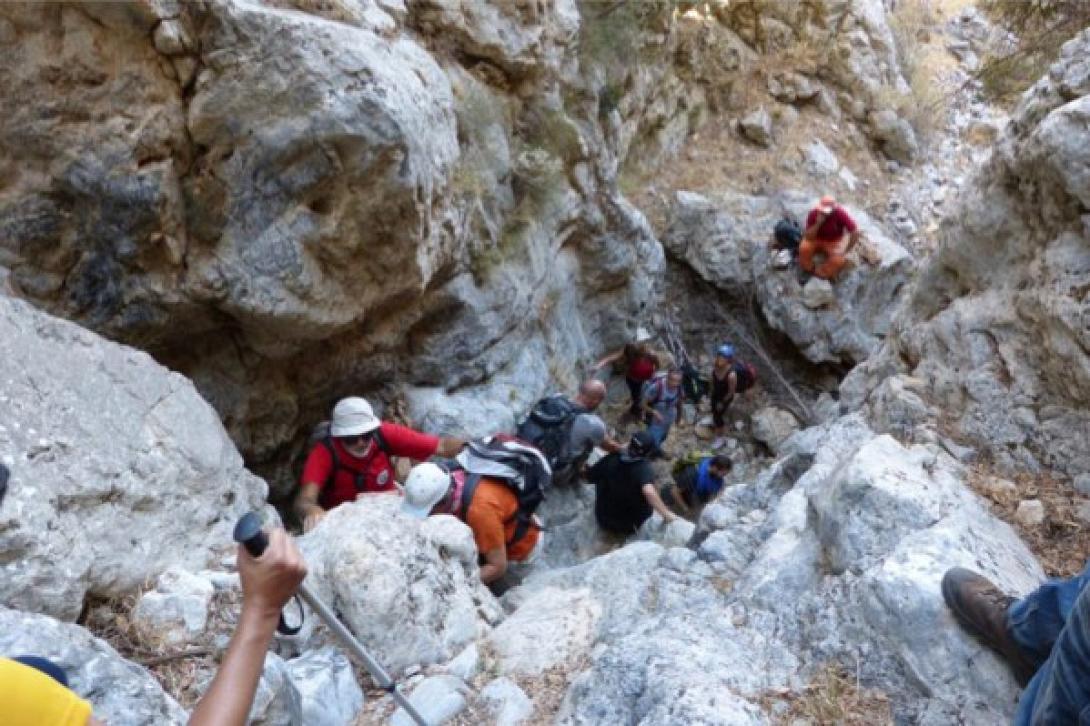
[663,190,914,365]
[0,606,186,724]
[0,295,266,621]
[297,495,499,675]
[841,30,1090,476]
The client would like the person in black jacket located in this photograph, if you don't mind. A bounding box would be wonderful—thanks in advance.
[588,431,677,534]
[659,454,732,521]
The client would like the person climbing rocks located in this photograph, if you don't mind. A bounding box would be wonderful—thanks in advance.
[708,344,758,449]
[799,195,861,281]
[1,463,307,726]
[400,462,542,591]
[660,453,732,521]
[294,396,465,532]
[641,367,685,450]
[518,379,623,489]
[592,333,661,416]
[588,431,678,535]
[942,564,1090,723]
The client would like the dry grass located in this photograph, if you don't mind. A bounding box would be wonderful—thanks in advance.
[760,662,893,726]
[968,464,1090,579]
[82,586,243,708]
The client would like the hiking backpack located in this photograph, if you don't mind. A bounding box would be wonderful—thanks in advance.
[773,215,802,255]
[446,435,552,545]
[680,360,708,404]
[671,450,714,476]
[515,395,586,471]
[308,420,391,508]
[733,360,758,393]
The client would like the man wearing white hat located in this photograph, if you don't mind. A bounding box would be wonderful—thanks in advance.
[400,462,542,588]
[294,397,465,531]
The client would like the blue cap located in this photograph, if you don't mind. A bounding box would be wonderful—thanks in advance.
[717,344,735,358]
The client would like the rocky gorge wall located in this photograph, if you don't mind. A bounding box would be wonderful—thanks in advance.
[0,0,921,498]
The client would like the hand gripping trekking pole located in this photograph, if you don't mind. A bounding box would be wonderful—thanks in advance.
[233,513,430,726]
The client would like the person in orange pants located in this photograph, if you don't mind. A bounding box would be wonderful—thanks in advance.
[799,195,861,280]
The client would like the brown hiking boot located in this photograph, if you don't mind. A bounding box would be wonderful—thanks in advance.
[941,567,1037,686]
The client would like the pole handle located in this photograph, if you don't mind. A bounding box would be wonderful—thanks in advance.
[231,512,302,635]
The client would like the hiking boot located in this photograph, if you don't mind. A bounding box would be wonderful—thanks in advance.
[795,267,812,286]
[941,567,1037,686]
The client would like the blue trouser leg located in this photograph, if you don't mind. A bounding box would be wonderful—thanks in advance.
[1011,560,1090,724]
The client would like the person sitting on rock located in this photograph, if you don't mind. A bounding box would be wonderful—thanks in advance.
[588,431,678,535]
[592,334,661,416]
[660,454,732,521]
[709,344,757,449]
[941,564,1090,723]
[400,462,542,590]
[641,368,685,450]
[295,397,465,532]
[799,195,861,281]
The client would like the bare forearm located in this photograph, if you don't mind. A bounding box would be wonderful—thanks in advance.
[643,485,676,522]
[189,607,279,726]
[435,437,466,458]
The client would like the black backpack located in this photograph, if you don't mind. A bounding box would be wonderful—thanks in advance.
[445,435,552,546]
[308,421,390,508]
[773,216,802,255]
[680,360,708,404]
[515,395,586,471]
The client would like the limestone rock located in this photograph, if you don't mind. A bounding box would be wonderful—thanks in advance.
[250,652,304,726]
[870,108,919,163]
[0,295,267,621]
[665,190,914,365]
[487,587,601,676]
[443,643,479,682]
[0,606,186,724]
[841,30,1090,477]
[131,567,216,647]
[804,139,840,176]
[800,277,835,308]
[479,677,534,726]
[285,647,365,726]
[751,407,800,453]
[297,496,498,674]
[740,106,773,146]
[1015,500,1045,527]
[1075,474,1090,497]
[391,674,469,726]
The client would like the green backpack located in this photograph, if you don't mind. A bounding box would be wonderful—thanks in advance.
[672,450,713,476]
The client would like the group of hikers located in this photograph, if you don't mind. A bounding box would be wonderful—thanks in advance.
[292,336,757,592]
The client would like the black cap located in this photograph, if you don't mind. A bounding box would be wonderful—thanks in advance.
[628,430,658,458]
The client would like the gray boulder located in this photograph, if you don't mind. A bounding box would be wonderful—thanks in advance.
[0,606,186,724]
[479,677,534,726]
[751,406,800,453]
[131,567,216,647]
[0,295,266,621]
[285,647,365,726]
[249,652,304,726]
[297,496,499,674]
[740,107,774,146]
[664,190,915,365]
[871,108,920,163]
[391,674,469,726]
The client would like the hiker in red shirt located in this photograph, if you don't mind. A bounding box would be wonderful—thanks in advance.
[799,195,861,281]
[294,397,465,531]
[593,330,661,416]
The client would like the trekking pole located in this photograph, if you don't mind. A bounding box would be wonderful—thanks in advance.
[233,513,430,726]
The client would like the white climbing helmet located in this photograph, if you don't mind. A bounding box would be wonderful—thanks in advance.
[330,397,381,437]
[401,463,452,519]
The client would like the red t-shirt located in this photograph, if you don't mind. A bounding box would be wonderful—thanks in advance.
[806,206,858,242]
[301,422,440,510]
[627,355,657,382]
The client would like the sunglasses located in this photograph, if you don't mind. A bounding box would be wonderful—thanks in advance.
[339,433,373,446]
